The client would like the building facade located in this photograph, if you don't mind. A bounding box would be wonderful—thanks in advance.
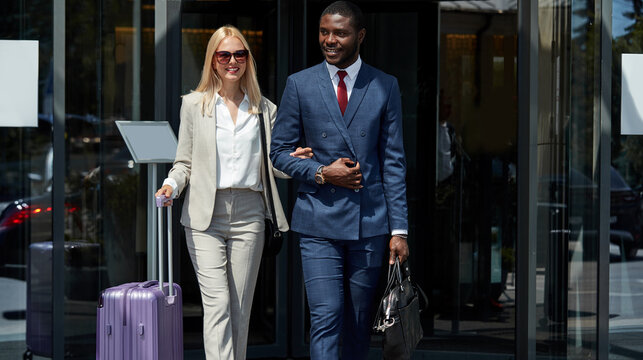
[0,0,641,358]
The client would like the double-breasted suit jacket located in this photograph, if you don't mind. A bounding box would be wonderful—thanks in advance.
[270,62,408,240]
[169,91,289,232]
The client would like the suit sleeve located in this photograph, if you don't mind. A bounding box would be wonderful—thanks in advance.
[379,79,409,232]
[168,96,193,196]
[270,76,322,184]
[266,100,291,180]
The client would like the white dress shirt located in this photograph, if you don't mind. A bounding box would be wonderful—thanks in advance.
[326,56,362,101]
[164,93,263,195]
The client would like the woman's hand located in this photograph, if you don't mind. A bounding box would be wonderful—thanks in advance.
[290,147,314,159]
[155,185,174,207]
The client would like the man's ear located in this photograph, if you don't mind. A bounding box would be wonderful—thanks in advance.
[358,28,366,44]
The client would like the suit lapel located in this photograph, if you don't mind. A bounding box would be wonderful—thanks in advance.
[316,63,357,158]
[343,64,371,128]
[204,96,217,178]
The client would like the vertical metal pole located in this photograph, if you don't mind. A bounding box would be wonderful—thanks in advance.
[153,0,179,285]
[597,0,612,356]
[273,0,287,354]
[148,163,158,279]
[155,0,167,110]
[52,0,65,358]
[158,197,163,292]
[133,0,141,122]
[453,148,463,335]
[152,0,167,282]
[168,206,173,296]
[517,0,539,357]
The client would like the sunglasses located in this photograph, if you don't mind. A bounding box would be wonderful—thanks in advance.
[214,50,249,64]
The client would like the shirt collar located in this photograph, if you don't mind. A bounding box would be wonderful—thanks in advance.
[326,55,362,81]
[215,92,249,105]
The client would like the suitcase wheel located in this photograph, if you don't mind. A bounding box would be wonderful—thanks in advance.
[23,349,33,360]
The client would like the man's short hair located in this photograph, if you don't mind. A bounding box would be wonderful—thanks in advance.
[320,1,365,31]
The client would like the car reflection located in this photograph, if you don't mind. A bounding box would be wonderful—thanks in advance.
[0,115,137,278]
[538,166,642,261]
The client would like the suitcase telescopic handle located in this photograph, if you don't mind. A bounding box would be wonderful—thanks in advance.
[156,196,174,297]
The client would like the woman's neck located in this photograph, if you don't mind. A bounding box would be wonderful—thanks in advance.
[218,83,244,102]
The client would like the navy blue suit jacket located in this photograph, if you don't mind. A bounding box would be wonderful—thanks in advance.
[270,61,408,240]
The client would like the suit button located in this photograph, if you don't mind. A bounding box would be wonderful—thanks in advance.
[354,188,360,192]
[322,132,327,138]
[330,188,336,193]
[360,130,366,137]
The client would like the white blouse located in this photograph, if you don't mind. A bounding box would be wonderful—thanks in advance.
[214,94,262,191]
[163,93,263,195]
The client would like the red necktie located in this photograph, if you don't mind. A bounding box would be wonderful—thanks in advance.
[337,70,348,115]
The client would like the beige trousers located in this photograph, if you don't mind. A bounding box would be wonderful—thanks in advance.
[185,189,265,360]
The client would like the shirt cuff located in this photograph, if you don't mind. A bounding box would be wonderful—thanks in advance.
[391,229,408,237]
[163,178,178,199]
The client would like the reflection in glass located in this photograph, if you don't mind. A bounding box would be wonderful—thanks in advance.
[610,0,643,357]
[423,6,518,355]
[59,0,156,355]
[536,0,601,357]
[0,1,54,359]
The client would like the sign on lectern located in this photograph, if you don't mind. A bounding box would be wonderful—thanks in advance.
[115,121,178,163]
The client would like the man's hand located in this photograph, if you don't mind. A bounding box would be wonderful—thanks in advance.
[389,235,409,264]
[290,147,314,159]
[323,158,363,189]
[155,185,174,207]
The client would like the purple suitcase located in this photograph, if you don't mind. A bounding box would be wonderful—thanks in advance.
[97,201,183,359]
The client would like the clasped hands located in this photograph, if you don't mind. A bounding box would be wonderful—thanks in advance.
[291,149,363,190]
[321,158,363,190]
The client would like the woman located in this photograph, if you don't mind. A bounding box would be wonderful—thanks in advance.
[155,25,310,359]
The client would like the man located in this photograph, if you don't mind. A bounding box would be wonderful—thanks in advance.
[270,1,409,359]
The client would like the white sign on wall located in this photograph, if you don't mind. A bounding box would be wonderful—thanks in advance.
[0,40,39,127]
[621,54,643,135]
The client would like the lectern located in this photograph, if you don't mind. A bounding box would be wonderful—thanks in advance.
[115,120,177,280]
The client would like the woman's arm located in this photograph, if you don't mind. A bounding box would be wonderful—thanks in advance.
[167,95,195,195]
[265,100,291,179]
[265,98,313,179]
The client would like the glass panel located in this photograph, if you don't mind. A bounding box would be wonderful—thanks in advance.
[536,0,601,357]
[180,1,279,351]
[62,0,154,356]
[610,0,643,357]
[0,2,54,358]
[427,10,518,355]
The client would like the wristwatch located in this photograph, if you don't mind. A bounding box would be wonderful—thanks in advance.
[314,165,325,185]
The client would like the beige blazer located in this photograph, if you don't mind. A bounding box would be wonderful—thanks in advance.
[168,91,289,232]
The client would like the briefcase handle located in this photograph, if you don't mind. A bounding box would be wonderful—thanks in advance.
[390,258,429,312]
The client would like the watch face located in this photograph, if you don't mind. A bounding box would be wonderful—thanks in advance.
[314,166,325,184]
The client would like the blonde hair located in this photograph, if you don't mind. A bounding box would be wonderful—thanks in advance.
[194,25,262,114]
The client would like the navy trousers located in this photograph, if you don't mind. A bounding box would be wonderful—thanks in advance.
[299,233,388,360]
